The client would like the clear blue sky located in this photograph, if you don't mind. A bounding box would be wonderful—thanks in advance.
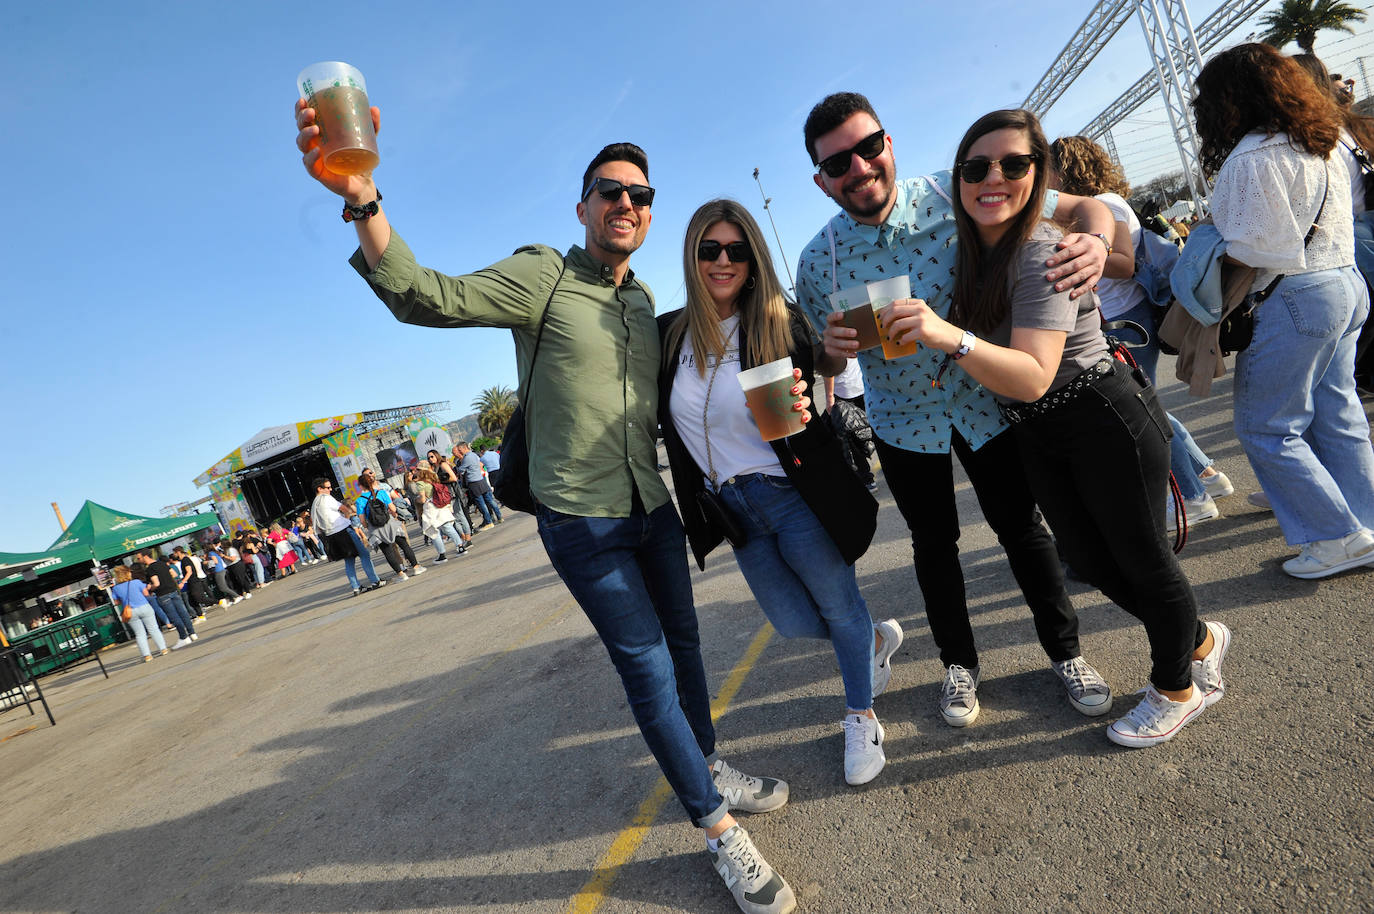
[3,0,1369,550]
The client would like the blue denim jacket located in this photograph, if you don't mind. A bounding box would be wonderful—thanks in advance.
[1134,230,1181,307]
[1168,223,1227,326]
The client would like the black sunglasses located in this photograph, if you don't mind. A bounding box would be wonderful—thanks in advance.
[815,130,887,179]
[956,154,1039,183]
[581,177,655,207]
[697,240,752,263]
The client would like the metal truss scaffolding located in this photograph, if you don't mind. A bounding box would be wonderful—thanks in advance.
[1134,0,1210,208]
[1022,1,1135,116]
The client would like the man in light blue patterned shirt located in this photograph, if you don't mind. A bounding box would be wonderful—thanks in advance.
[796,92,1118,729]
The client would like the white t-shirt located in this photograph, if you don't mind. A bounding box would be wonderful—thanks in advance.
[1337,130,1366,215]
[1093,192,1148,321]
[668,313,786,489]
[832,356,865,400]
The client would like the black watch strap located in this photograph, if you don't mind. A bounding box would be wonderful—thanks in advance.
[342,190,383,223]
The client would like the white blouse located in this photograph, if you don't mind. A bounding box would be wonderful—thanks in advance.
[1211,131,1354,293]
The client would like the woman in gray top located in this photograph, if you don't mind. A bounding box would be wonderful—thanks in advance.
[887,108,1232,750]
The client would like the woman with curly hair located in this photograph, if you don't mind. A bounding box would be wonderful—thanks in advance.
[1193,43,1373,579]
[1051,135,1234,529]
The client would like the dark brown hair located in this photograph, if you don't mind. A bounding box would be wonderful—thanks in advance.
[1192,43,1340,177]
[1291,53,1374,152]
[950,109,1052,336]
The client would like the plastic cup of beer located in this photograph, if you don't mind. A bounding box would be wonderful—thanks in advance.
[737,358,806,442]
[297,61,379,176]
[829,288,883,352]
[868,275,919,359]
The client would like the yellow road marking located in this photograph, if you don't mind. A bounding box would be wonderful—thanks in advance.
[565,622,776,914]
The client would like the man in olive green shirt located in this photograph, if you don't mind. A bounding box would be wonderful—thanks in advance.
[294,103,795,914]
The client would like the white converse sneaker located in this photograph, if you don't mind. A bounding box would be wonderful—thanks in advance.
[707,825,796,914]
[710,758,788,813]
[842,713,886,786]
[939,664,980,727]
[1051,656,1114,716]
[1107,684,1205,748]
[1191,620,1232,707]
[871,619,903,698]
[1281,530,1374,579]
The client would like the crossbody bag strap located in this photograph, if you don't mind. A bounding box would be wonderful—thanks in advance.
[516,254,571,416]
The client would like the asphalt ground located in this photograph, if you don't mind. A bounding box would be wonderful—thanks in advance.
[2,364,1372,914]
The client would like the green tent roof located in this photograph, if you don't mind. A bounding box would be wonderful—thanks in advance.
[0,501,221,587]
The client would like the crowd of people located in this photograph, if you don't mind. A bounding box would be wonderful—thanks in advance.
[292,44,1372,914]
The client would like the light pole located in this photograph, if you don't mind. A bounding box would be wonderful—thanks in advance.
[752,167,795,294]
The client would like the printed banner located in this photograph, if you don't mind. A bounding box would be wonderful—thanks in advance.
[323,428,365,504]
[209,478,254,537]
[195,412,364,487]
[407,416,453,460]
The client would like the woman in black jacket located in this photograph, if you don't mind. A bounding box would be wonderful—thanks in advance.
[659,198,899,786]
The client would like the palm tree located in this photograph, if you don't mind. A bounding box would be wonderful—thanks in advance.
[472,385,518,436]
[1258,0,1366,54]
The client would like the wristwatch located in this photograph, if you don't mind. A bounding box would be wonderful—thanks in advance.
[342,190,383,223]
[953,330,976,360]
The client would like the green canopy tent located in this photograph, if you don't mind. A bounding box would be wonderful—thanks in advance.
[1,503,222,664]
[1,500,222,589]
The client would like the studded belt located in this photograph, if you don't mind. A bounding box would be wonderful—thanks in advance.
[999,358,1116,424]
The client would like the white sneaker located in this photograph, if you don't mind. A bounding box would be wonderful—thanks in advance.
[710,758,788,813]
[411,565,426,575]
[395,572,409,582]
[842,713,886,785]
[170,638,191,650]
[871,619,903,698]
[1192,620,1232,707]
[707,825,796,914]
[188,633,199,642]
[1051,656,1114,716]
[1281,530,1374,579]
[939,664,981,727]
[1106,684,1205,748]
[243,591,253,599]
[1247,491,1272,510]
[1166,492,1220,532]
[1200,469,1234,498]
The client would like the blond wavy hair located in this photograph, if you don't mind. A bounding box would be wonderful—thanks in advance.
[1050,135,1131,198]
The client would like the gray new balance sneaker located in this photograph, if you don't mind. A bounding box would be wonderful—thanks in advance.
[711,759,788,813]
[708,825,797,914]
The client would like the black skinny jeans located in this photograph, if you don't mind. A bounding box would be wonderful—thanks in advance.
[1011,360,1204,691]
[378,536,419,574]
[874,427,1080,670]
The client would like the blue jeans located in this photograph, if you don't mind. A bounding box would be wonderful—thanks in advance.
[156,591,196,639]
[1234,266,1374,544]
[470,485,502,525]
[1111,298,1210,499]
[430,521,464,558]
[126,603,166,656]
[720,474,874,711]
[537,498,726,828]
[248,554,266,585]
[343,527,381,589]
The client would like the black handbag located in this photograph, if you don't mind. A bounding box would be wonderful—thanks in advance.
[491,256,568,515]
[696,489,748,548]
